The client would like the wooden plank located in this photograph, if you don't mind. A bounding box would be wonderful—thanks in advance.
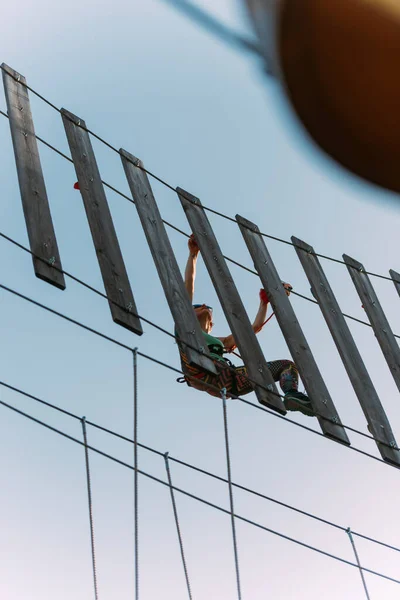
[389,269,400,299]
[120,150,216,374]
[292,237,400,464]
[343,254,400,395]
[236,216,349,444]
[176,187,285,413]
[61,109,142,335]
[2,63,65,290]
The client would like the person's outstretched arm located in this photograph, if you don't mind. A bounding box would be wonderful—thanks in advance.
[220,284,292,352]
[184,234,200,302]
[219,290,270,353]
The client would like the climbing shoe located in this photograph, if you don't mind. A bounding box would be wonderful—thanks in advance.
[284,391,315,417]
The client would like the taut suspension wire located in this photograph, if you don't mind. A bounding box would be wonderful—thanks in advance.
[133,349,140,600]
[1,377,400,556]
[1,395,400,587]
[221,387,242,600]
[346,528,371,600]
[2,278,400,460]
[81,416,99,600]
[164,452,193,600]
[0,104,398,288]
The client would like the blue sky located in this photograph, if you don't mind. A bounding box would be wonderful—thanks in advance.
[1,1,400,599]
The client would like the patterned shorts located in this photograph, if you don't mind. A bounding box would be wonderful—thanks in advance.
[178,346,298,399]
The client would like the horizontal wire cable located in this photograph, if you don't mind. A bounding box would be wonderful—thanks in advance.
[0,109,188,239]
[2,378,399,555]
[1,78,399,287]
[0,194,394,344]
[81,416,99,600]
[2,42,400,590]
[1,395,399,587]
[136,349,400,469]
[2,76,400,452]
[2,279,396,452]
[2,279,399,460]
[0,107,396,336]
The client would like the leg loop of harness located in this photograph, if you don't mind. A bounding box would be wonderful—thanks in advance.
[176,376,191,387]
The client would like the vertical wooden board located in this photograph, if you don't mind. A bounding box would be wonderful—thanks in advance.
[292,237,400,464]
[2,63,65,290]
[389,269,400,298]
[61,109,142,335]
[343,254,400,395]
[176,187,285,414]
[236,216,349,445]
[120,150,216,374]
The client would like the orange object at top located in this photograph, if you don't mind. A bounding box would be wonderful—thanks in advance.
[245,0,400,194]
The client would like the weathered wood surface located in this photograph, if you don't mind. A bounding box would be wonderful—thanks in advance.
[2,63,65,289]
[61,109,142,335]
[177,188,285,413]
[389,269,400,299]
[343,254,400,395]
[120,150,216,374]
[236,217,349,444]
[293,237,399,464]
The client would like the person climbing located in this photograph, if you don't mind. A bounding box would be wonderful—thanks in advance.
[177,234,314,416]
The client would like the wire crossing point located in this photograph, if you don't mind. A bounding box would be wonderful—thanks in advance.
[293,237,400,465]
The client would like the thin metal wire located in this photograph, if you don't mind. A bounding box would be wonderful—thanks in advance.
[1,106,398,333]
[164,452,193,600]
[0,109,189,239]
[81,416,99,600]
[1,93,399,288]
[2,378,399,556]
[133,349,139,600]
[221,387,242,600]
[346,528,371,600]
[352,531,400,553]
[1,396,399,587]
[0,216,387,344]
[1,235,399,449]
[2,278,399,458]
[2,45,400,597]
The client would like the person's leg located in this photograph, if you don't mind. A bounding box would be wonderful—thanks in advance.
[267,359,314,417]
[267,359,299,394]
[231,361,300,397]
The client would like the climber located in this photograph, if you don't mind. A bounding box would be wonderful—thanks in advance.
[177,234,314,416]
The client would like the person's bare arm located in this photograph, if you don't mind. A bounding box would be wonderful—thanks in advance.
[219,284,292,352]
[216,291,267,352]
[184,234,200,301]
